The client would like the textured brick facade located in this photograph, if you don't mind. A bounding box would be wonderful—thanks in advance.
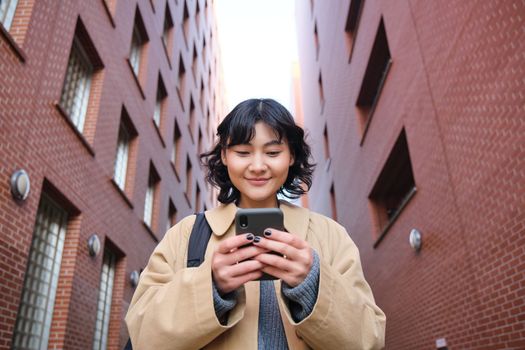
[0,0,225,348]
[295,0,525,349]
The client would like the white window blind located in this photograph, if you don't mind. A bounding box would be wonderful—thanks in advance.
[143,178,154,227]
[113,123,130,190]
[12,195,68,350]
[129,26,142,76]
[60,37,93,133]
[153,90,162,127]
[0,0,18,31]
[92,249,116,350]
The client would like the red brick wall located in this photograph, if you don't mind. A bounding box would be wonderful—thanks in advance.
[295,0,525,349]
[0,0,225,348]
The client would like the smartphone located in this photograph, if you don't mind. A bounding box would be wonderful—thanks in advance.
[235,208,284,280]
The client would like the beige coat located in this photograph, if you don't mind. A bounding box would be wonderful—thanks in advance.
[125,201,386,349]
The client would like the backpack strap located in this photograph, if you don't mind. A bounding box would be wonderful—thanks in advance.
[123,213,212,350]
[187,212,213,267]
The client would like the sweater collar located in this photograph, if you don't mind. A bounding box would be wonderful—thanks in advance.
[204,200,310,240]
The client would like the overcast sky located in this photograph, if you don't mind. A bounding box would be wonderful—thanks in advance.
[214,0,298,111]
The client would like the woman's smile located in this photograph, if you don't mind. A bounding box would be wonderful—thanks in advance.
[245,177,271,186]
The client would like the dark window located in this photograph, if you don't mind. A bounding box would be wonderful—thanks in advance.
[144,164,160,230]
[167,200,177,232]
[154,74,167,130]
[192,43,198,81]
[318,72,325,112]
[330,183,338,221]
[162,3,174,63]
[182,1,190,45]
[314,22,320,60]
[171,121,182,178]
[345,0,364,60]
[195,185,201,212]
[356,18,391,143]
[177,55,186,105]
[129,7,149,78]
[369,129,416,245]
[188,97,196,142]
[185,156,193,206]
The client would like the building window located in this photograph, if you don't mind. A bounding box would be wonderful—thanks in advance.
[167,200,177,232]
[330,183,337,221]
[318,72,325,112]
[369,129,416,244]
[314,22,320,60]
[195,0,201,32]
[161,2,174,62]
[185,156,193,206]
[129,8,148,78]
[0,0,18,31]
[195,184,201,213]
[202,36,207,64]
[177,55,186,105]
[59,20,103,136]
[192,43,198,81]
[144,166,160,229]
[112,107,137,199]
[323,124,331,171]
[154,74,167,129]
[198,128,203,155]
[12,195,68,350]
[60,37,93,133]
[113,122,130,190]
[92,248,116,350]
[188,96,196,142]
[171,121,182,177]
[182,1,189,45]
[355,17,391,142]
[199,78,205,111]
[345,0,365,60]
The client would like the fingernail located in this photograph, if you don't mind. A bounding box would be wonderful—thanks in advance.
[264,230,271,236]
[246,233,254,241]
[254,236,261,243]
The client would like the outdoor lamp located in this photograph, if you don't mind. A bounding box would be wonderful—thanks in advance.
[87,234,101,257]
[409,228,422,252]
[10,169,30,201]
[130,270,140,288]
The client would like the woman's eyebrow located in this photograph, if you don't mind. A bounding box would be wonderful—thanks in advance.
[264,140,284,146]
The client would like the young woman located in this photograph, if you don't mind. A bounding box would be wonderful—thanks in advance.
[125,99,386,349]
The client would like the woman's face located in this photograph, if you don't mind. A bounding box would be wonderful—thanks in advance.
[221,122,294,208]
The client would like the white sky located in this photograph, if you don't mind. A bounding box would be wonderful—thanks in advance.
[214,0,298,111]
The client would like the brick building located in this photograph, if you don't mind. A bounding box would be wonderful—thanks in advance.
[295,0,524,349]
[0,0,225,348]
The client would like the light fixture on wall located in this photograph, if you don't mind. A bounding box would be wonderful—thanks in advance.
[409,228,422,252]
[130,270,140,288]
[10,169,30,201]
[87,234,101,257]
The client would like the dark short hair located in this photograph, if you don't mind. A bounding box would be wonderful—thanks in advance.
[200,98,315,204]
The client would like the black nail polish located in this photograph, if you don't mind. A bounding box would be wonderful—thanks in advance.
[254,236,261,243]
[246,233,254,240]
[264,230,271,236]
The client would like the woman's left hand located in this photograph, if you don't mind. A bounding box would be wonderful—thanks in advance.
[252,228,313,287]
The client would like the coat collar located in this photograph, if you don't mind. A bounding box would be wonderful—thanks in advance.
[204,200,310,240]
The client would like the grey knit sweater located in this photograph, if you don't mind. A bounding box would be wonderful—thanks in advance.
[212,251,321,349]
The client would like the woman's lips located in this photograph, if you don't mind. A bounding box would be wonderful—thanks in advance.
[246,178,270,186]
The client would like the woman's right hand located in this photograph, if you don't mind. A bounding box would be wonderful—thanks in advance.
[212,234,268,294]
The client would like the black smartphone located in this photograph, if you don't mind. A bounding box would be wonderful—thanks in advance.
[235,208,284,280]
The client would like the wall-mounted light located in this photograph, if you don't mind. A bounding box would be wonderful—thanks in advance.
[87,234,101,257]
[130,270,140,288]
[409,228,422,252]
[10,169,30,201]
